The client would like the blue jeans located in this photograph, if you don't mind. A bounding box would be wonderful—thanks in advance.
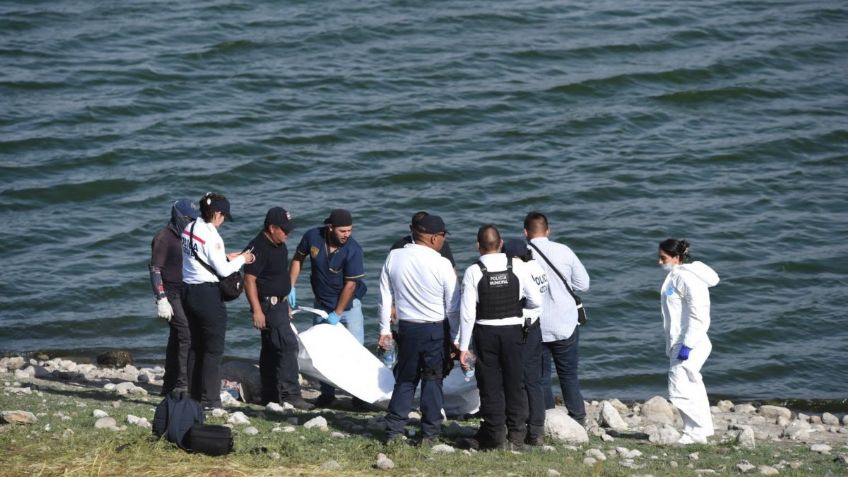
[541,326,586,421]
[312,298,364,398]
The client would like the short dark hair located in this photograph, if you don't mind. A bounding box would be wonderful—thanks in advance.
[477,224,501,253]
[659,238,691,262]
[524,211,548,234]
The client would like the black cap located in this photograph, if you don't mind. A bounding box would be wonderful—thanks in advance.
[418,214,447,234]
[265,207,296,233]
[209,197,233,221]
[324,209,353,227]
[503,238,528,258]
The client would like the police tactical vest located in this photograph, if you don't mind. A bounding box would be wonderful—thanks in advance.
[475,258,522,320]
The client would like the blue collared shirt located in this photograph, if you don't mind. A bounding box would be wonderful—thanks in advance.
[528,237,589,342]
[294,226,367,312]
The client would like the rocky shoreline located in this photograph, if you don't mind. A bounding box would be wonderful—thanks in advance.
[2,354,848,474]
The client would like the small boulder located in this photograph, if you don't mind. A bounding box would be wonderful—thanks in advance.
[821,412,839,426]
[94,417,117,429]
[546,470,561,477]
[1,410,37,425]
[733,403,756,414]
[600,401,628,431]
[647,424,681,445]
[227,412,250,425]
[320,460,340,471]
[544,408,589,444]
[584,448,606,461]
[758,465,779,475]
[583,457,597,466]
[431,444,455,454]
[304,416,329,431]
[642,396,676,425]
[759,405,791,421]
[716,400,734,412]
[243,426,259,436]
[92,410,108,418]
[97,351,133,368]
[810,444,831,454]
[375,453,395,470]
[736,460,756,473]
[737,427,756,449]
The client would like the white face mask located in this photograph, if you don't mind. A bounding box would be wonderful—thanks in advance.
[661,263,675,272]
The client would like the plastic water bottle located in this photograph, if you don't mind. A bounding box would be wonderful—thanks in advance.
[379,340,396,369]
[463,353,476,381]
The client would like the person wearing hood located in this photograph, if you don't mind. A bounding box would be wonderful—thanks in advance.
[149,199,199,396]
[658,238,720,445]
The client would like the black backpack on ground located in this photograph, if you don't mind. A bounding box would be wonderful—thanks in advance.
[152,391,204,450]
[186,424,234,456]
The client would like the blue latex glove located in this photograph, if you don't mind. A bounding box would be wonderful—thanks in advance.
[287,288,296,308]
[677,345,691,361]
[326,311,341,325]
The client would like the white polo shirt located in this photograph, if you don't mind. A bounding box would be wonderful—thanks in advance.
[181,218,245,284]
[458,253,543,351]
[378,243,460,338]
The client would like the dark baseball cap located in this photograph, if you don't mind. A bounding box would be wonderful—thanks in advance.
[324,208,353,227]
[503,238,529,258]
[418,214,447,234]
[265,207,296,233]
[209,196,233,221]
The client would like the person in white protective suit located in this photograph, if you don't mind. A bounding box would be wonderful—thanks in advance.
[658,238,720,445]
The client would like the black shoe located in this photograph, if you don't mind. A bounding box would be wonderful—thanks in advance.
[525,435,544,446]
[418,436,438,448]
[456,437,480,451]
[507,440,527,452]
[284,396,315,411]
[314,394,335,408]
[351,396,369,410]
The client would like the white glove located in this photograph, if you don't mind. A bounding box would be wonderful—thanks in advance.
[156,297,174,321]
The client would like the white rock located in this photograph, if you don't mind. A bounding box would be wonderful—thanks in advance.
[542,445,556,452]
[431,444,455,454]
[694,469,716,475]
[8,387,32,395]
[266,402,286,414]
[796,413,809,422]
[776,415,790,427]
[544,408,589,444]
[94,417,117,429]
[331,432,346,438]
[304,416,329,431]
[320,460,340,470]
[1,410,37,425]
[810,443,831,454]
[782,420,810,440]
[600,401,628,431]
[243,426,259,436]
[821,413,839,426]
[14,368,34,380]
[736,460,756,473]
[585,448,606,461]
[583,457,597,466]
[282,426,296,433]
[842,415,848,426]
[759,405,791,421]
[92,410,108,418]
[408,411,421,420]
[758,465,778,475]
[546,470,560,477]
[737,427,756,449]
[375,453,395,469]
[647,424,681,445]
[211,408,228,418]
[103,383,116,391]
[716,400,734,412]
[114,382,137,395]
[733,404,756,414]
[642,396,676,425]
[601,433,614,442]
[227,411,250,425]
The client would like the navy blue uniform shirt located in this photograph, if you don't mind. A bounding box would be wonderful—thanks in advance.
[294,226,366,312]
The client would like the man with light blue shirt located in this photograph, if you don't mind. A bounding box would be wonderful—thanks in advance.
[523,212,590,425]
[378,214,459,446]
[290,208,367,408]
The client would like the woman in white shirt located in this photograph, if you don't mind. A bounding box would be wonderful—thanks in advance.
[658,238,719,445]
[181,192,254,409]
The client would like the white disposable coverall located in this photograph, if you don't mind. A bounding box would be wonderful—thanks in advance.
[660,261,719,441]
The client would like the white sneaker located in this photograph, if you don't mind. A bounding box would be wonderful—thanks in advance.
[677,434,708,445]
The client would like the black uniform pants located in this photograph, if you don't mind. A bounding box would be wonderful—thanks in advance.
[162,288,191,395]
[259,298,302,404]
[522,320,545,440]
[183,283,228,408]
[473,323,529,447]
